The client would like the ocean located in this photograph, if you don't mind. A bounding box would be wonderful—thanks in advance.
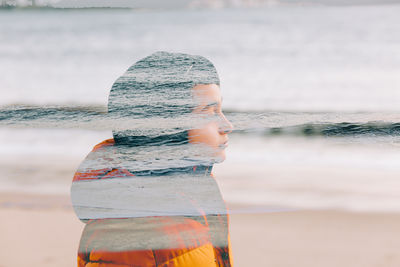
[1,5,400,212]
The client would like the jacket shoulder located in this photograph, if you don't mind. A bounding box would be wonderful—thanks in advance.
[92,138,115,152]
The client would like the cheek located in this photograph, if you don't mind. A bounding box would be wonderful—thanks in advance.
[188,122,220,147]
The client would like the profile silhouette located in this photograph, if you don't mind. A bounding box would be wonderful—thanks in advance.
[71,52,233,266]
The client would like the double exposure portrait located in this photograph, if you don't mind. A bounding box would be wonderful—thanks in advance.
[2,2,400,267]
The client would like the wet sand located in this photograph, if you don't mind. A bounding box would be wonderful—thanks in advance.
[1,193,400,267]
[229,208,400,267]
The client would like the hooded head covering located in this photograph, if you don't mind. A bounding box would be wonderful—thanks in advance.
[108,51,220,147]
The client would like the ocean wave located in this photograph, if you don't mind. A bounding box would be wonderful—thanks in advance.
[1,104,399,137]
[234,122,400,137]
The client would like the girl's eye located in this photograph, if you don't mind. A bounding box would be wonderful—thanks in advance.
[202,105,217,112]
[201,106,212,112]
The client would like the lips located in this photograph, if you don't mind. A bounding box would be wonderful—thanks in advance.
[219,139,228,149]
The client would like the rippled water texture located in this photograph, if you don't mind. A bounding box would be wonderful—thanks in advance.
[1,5,400,213]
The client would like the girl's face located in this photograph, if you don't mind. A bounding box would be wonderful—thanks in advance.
[188,84,233,162]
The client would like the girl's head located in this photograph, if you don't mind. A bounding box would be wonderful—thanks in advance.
[108,51,232,163]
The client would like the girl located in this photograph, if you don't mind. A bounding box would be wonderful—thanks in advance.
[72,52,233,267]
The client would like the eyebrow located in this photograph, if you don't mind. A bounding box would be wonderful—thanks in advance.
[203,101,219,109]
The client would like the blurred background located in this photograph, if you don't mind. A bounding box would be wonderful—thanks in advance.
[1,0,400,266]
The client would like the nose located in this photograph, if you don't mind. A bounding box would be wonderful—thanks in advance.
[218,113,233,134]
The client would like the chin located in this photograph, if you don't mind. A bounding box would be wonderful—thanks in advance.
[214,151,226,163]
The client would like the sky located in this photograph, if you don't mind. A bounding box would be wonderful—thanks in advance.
[5,0,400,8]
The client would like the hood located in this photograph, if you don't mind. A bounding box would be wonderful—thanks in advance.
[108,51,220,147]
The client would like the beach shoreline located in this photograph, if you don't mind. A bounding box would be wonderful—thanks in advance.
[1,193,400,267]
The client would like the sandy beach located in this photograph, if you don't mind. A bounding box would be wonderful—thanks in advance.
[1,193,400,267]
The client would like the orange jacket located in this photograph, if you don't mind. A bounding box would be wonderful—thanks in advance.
[73,139,232,267]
